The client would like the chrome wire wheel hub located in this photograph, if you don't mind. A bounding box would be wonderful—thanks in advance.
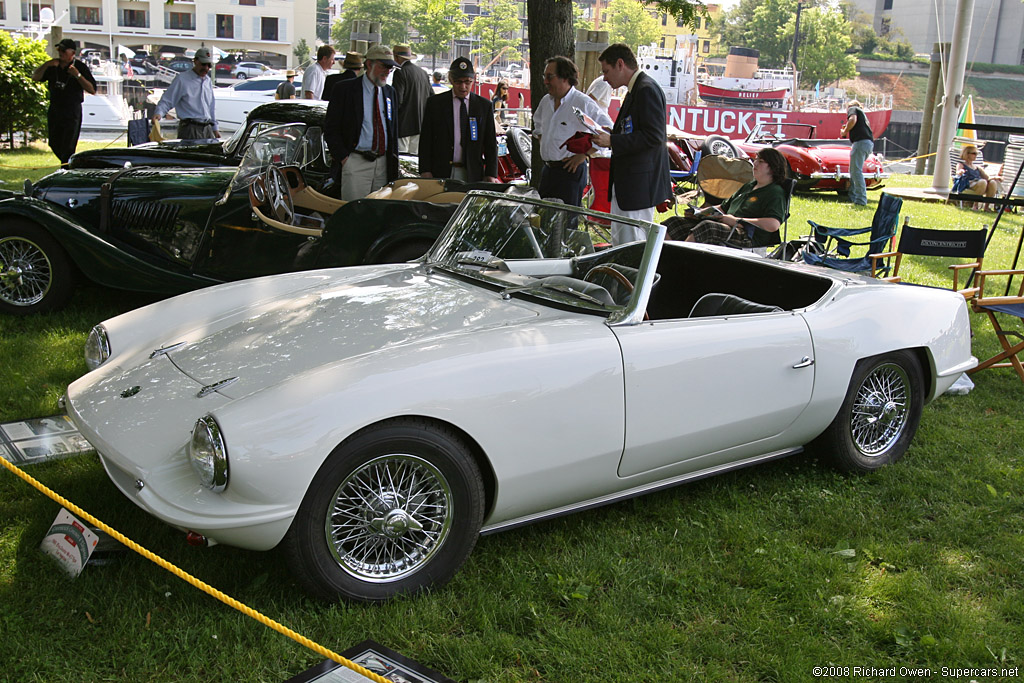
[850,363,910,456]
[327,454,453,582]
[0,236,52,306]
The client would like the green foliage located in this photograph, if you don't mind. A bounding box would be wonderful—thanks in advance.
[316,0,331,42]
[333,0,414,47]
[292,38,311,66]
[572,1,593,32]
[605,0,661,51]
[791,6,857,87]
[748,0,798,68]
[0,33,49,148]
[471,0,523,65]
[412,0,467,67]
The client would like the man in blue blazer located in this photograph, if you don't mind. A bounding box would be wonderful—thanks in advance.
[325,45,400,200]
[593,43,672,244]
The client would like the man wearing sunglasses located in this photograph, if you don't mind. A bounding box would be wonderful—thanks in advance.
[153,47,219,141]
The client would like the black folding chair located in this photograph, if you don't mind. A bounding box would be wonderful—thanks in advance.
[870,224,987,298]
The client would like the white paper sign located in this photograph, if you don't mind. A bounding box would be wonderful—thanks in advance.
[40,509,99,577]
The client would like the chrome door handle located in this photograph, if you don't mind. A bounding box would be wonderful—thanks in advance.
[792,356,814,369]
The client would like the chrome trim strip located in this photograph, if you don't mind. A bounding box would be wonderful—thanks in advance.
[607,221,666,326]
[150,341,187,359]
[480,447,802,535]
[196,377,239,398]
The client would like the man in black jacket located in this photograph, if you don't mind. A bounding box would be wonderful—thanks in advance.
[418,58,498,183]
[593,43,671,244]
[31,38,97,165]
[324,45,399,200]
[392,44,432,155]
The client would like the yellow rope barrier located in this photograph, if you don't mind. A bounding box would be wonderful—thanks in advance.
[0,454,391,683]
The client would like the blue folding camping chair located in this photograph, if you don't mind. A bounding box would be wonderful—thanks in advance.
[802,193,903,276]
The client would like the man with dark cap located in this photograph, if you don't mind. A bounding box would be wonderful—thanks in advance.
[153,47,219,141]
[31,38,97,165]
[324,45,400,200]
[418,57,498,183]
[392,44,431,155]
[323,51,363,100]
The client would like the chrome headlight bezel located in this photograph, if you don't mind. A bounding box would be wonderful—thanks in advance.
[84,325,111,370]
[188,415,229,492]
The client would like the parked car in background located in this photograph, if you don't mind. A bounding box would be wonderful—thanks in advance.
[1,124,509,314]
[64,191,975,603]
[215,54,237,77]
[233,61,270,79]
[166,59,194,73]
[736,123,889,195]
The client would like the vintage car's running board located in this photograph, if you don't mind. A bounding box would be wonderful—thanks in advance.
[480,447,803,535]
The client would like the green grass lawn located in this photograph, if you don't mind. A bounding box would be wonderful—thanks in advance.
[1,158,1022,681]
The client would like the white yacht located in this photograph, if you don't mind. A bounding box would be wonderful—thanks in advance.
[81,59,133,132]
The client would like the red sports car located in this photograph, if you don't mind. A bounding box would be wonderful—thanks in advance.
[736,123,888,196]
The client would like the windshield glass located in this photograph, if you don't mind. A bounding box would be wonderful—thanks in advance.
[428,191,657,315]
[230,123,308,193]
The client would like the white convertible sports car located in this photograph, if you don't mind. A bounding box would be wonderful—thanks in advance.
[66,192,976,602]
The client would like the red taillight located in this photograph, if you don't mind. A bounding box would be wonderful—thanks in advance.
[185,531,208,547]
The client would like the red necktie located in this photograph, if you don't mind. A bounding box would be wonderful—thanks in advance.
[460,97,469,162]
[372,86,385,156]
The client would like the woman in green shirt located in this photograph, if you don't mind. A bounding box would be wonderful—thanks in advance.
[667,148,788,248]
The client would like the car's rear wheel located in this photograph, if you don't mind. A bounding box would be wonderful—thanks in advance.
[378,239,435,263]
[0,220,76,315]
[506,127,532,172]
[284,419,485,602]
[813,350,924,472]
[235,72,247,80]
[701,135,738,158]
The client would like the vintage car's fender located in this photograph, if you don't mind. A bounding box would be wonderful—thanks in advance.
[0,195,209,294]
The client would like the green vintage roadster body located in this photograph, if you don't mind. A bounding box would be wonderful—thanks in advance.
[0,123,507,314]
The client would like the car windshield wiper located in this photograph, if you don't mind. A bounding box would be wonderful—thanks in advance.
[500,277,612,307]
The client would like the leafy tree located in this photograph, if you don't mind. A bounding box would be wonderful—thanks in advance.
[787,6,857,86]
[293,38,311,66]
[605,0,661,51]
[471,0,523,65]
[412,0,467,69]
[573,1,593,32]
[747,0,798,68]
[333,0,414,48]
[0,33,48,148]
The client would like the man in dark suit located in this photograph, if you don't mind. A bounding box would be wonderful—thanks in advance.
[324,45,399,200]
[418,57,499,183]
[392,44,432,154]
[593,43,672,244]
[323,51,363,100]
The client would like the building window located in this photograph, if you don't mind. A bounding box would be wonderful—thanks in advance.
[167,11,194,30]
[0,2,5,19]
[683,16,692,28]
[261,17,278,41]
[661,13,667,26]
[22,3,53,21]
[121,8,148,28]
[239,0,256,5]
[72,6,101,24]
[883,0,893,8]
[703,40,710,53]
[216,14,234,39]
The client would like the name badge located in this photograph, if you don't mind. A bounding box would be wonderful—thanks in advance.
[469,117,479,141]
[623,115,633,134]
[385,97,393,121]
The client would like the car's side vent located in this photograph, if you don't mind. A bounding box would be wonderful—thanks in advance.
[111,200,182,234]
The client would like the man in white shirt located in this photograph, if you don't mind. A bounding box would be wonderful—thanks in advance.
[303,45,335,99]
[533,56,612,206]
[153,47,218,140]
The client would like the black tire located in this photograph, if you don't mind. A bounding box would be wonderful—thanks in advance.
[812,350,924,473]
[701,134,738,158]
[0,220,76,315]
[284,419,485,602]
[235,72,247,80]
[506,127,532,172]
[377,239,436,263]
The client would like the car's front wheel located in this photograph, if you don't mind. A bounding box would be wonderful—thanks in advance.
[284,419,485,602]
[0,220,76,315]
[814,350,924,472]
[235,72,247,79]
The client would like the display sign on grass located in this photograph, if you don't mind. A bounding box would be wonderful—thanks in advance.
[40,508,99,577]
[0,415,94,465]
[286,640,455,683]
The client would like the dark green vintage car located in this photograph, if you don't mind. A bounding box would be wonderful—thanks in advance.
[0,123,507,314]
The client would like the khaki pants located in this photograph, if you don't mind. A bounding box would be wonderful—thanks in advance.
[342,154,389,201]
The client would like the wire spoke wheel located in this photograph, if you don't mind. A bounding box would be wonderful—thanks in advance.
[0,235,53,307]
[849,362,911,456]
[326,454,453,582]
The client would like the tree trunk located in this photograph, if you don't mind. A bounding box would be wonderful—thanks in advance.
[526,0,574,183]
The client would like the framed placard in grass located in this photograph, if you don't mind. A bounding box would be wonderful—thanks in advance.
[286,640,455,683]
[0,415,94,465]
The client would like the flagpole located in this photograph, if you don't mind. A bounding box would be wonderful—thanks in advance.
[928,0,974,194]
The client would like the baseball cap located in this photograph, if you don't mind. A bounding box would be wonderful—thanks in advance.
[56,38,77,52]
[194,47,214,65]
[364,45,398,67]
[449,57,474,80]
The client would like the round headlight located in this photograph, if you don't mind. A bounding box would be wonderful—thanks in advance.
[84,325,111,370]
[188,415,228,492]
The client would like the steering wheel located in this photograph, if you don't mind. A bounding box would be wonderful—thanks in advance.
[584,265,634,301]
[265,166,294,225]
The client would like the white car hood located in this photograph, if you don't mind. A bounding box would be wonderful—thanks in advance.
[163,267,544,399]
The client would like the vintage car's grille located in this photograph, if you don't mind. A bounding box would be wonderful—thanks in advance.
[111,200,182,234]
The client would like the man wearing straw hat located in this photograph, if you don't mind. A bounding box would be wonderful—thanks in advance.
[392,44,431,154]
[325,45,400,200]
[324,51,364,100]
[275,70,297,99]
